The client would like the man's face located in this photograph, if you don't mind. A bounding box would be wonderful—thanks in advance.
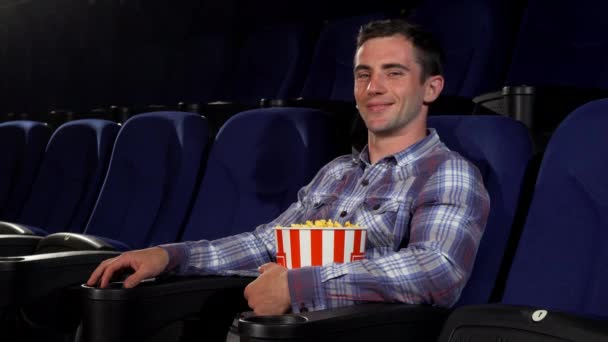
[354,35,434,137]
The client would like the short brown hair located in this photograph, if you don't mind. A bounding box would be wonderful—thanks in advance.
[357,19,444,82]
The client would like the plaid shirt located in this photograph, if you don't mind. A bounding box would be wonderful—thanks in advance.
[160,129,490,313]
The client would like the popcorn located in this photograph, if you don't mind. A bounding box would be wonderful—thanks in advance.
[283,220,361,228]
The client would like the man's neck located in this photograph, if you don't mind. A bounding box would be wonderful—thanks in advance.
[367,117,427,165]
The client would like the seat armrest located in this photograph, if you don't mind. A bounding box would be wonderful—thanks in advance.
[231,303,450,341]
[473,85,608,128]
[0,221,37,235]
[0,234,43,256]
[0,251,119,309]
[80,275,255,341]
[36,232,120,253]
[438,304,608,341]
[199,101,258,138]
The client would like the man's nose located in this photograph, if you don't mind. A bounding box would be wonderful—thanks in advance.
[366,74,386,95]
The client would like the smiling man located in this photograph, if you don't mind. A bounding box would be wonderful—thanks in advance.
[87,19,490,315]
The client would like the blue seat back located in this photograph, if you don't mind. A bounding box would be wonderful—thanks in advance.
[0,121,52,221]
[428,115,533,305]
[181,107,339,241]
[223,24,316,105]
[84,112,208,249]
[409,0,516,97]
[506,0,608,89]
[501,99,608,318]
[17,119,119,234]
[300,13,390,102]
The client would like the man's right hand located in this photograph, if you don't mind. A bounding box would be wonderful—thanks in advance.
[86,247,169,289]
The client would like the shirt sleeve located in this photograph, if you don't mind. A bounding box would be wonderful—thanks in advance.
[287,157,490,313]
[159,200,300,275]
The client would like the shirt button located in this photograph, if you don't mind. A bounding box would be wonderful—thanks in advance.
[361,179,369,186]
[340,211,347,217]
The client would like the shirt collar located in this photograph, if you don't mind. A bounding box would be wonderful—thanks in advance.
[352,128,441,167]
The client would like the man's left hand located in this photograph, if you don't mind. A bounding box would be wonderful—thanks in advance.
[244,262,291,315]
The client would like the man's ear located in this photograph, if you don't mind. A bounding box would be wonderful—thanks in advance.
[423,75,444,103]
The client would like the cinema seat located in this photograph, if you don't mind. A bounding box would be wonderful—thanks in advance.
[0,121,52,221]
[438,99,608,341]
[0,120,119,256]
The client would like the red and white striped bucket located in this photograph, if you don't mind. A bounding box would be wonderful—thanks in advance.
[274,227,367,269]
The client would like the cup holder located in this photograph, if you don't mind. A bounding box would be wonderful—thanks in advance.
[242,315,308,325]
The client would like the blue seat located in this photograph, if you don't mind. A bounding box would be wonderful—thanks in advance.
[428,115,533,306]
[7,120,119,236]
[69,111,208,251]
[438,99,608,341]
[472,0,608,148]
[506,0,608,90]
[408,0,517,98]
[182,107,341,241]
[0,121,52,221]
[219,24,317,106]
[300,13,390,103]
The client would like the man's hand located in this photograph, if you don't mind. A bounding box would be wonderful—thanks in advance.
[244,262,291,315]
[86,247,169,289]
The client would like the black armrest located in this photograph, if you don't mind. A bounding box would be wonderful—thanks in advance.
[472,85,608,151]
[0,251,119,309]
[35,232,118,254]
[0,221,36,235]
[230,303,450,342]
[473,85,608,130]
[0,234,43,256]
[80,275,255,341]
[438,304,608,341]
[204,102,257,132]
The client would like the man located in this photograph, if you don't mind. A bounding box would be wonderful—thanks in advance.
[87,19,490,316]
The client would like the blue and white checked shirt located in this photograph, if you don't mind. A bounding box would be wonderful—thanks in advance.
[160,129,490,313]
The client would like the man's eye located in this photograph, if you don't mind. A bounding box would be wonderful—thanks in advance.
[356,73,370,80]
[388,71,404,77]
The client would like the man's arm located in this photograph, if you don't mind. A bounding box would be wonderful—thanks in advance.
[287,158,490,313]
[159,200,301,276]
[158,157,344,276]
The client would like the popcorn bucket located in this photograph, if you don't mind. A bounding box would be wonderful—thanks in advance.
[274,226,367,269]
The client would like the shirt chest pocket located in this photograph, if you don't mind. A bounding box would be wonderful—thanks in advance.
[354,196,403,248]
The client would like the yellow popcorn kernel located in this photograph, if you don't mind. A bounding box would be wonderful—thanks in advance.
[283,219,361,228]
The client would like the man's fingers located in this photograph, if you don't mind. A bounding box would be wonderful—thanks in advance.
[123,268,152,288]
[86,257,114,286]
[99,256,133,288]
